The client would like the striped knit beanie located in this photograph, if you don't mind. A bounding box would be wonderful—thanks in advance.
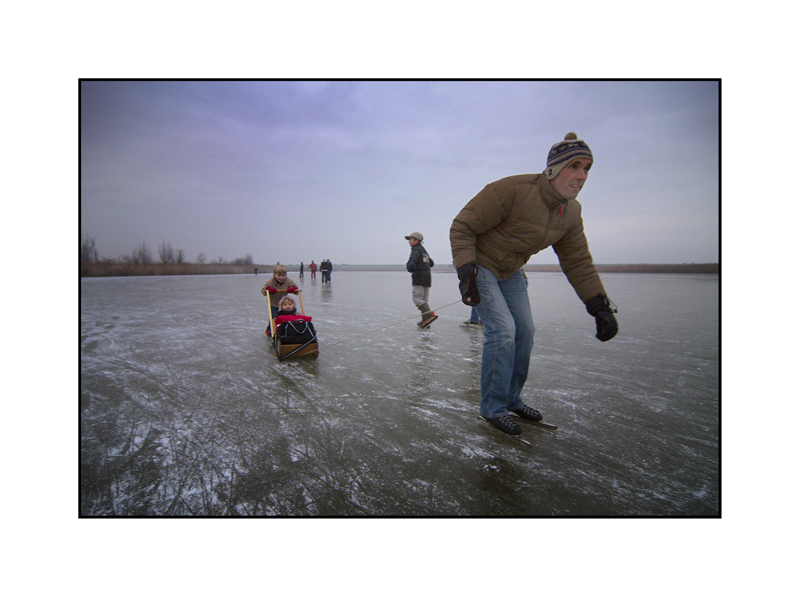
[545,132,593,179]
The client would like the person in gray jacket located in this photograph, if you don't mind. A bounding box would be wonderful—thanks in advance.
[450,133,618,436]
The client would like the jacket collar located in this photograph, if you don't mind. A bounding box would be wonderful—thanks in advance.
[538,172,568,208]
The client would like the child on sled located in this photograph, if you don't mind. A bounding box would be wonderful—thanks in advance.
[272,295,317,348]
[274,295,312,325]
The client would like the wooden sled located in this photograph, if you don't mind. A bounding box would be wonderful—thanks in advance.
[268,290,320,361]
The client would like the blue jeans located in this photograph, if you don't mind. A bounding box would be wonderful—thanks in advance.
[473,266,535,418]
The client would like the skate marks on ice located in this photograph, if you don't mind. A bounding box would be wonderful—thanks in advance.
[81,328,536,515]
[80,272,719,516]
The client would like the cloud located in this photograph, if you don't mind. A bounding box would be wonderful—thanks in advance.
[80,80,719,265]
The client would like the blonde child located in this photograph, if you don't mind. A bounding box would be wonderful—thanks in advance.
[261,264,299,321]
[275,295,308,321]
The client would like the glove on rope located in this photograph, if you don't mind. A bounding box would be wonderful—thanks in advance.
[585,293,618,342]
[456,262,480,306]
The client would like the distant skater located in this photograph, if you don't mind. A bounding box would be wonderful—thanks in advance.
[320,259,332,283]
[451,132,618,437]
[309,260,317,280]
[463,307,482,326]
[405,232,437,328]
[299,262,304,278]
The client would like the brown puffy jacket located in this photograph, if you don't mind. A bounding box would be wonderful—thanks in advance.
[450,173,605,303]
[261,275,297,308]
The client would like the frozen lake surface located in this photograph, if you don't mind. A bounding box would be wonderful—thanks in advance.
[80,270,719,516]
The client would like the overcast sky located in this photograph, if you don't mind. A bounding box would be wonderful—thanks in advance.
[80,80,719,266]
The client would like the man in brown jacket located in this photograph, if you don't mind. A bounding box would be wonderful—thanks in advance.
[450,132,618,437]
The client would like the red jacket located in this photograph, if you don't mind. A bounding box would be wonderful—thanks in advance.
[274,314,312,326]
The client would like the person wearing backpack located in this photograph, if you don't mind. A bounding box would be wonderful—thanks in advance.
[405,232,437,329]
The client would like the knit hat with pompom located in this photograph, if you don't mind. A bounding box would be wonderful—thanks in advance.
[545,132,593,179]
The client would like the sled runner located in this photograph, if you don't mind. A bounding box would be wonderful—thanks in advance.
[268,290,320,361]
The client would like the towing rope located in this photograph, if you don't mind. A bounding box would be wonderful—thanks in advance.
[322,300,464,349]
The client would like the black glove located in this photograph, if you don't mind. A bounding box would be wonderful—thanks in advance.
[585,294,618,342]
[456,262,480,306]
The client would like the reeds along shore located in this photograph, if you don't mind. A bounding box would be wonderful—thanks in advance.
[80,262,260,277]
[81,261,719,277]
[528,263,718,274]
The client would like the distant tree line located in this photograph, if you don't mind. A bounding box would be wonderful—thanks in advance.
[80,235,253,266]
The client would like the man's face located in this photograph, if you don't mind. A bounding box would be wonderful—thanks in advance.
[551,158,592,200]
[408,237,420,246]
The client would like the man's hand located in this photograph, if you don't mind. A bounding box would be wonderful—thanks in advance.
[585,294,618,342]
[456,262,480,306]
